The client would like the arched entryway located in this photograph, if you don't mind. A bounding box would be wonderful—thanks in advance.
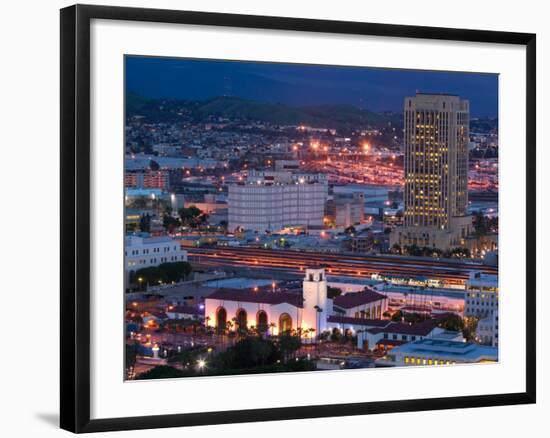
[236,308,248,331]
[256,310,268,333]
[279,313,292,334]
[216,307,227,333]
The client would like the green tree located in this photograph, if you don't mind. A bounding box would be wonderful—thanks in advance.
[404,244,422,256]
[437,314,465,332]
[473,211,489,236]
[391,310,404,322]
[344,225,356,235]
[443,247,471,259]
[139,213,151,232]
[134,261,192,286]
[391,243,402,255]
[327,286,343,299]
[178,206,207,228]
[149,160,160,171]
[330,327,342,342]
[213,337,280,369]
[277,334,301,362]
[163,214,180,232]
[462,317,479,341]
[125,342,138,376]
[167,346,207,366]
[135,365,187,380]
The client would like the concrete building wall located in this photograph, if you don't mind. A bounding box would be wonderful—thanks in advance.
[228,180,328,232]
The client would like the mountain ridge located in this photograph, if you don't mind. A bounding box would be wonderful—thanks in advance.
[126,93,402,129]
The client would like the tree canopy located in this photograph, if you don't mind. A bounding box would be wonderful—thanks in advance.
[134,261,192,286]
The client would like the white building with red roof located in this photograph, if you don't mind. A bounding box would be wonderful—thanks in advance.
[204,268,332,338]
[333,289,389,319]
[357,321,461,351]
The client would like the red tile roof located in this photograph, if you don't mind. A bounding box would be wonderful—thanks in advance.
[333,289,387,309]
[367,321,436,336]
[327,315,391,328]
[376,339,407,347]
[167,305,204,316]
[207,288,304,308]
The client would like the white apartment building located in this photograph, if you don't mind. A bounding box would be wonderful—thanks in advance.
[464,271,498,317]
[464,271,498,346]
[476,312,499,347]
[125,235,188,284]
[228,172,328,232]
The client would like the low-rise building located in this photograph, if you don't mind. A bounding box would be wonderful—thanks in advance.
[333,289,388,319]
[228,171,328,232]
[204,268,332,338]
[125,235,188,285]
[358,321,444,351]
[476,312,499,347]
[376,338,498,367]
[125,170,170,190]
[165,305,205,320]
[325,192,365,228]
[464,271,498,318]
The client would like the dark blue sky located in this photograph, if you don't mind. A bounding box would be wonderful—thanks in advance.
[125,56,498,117]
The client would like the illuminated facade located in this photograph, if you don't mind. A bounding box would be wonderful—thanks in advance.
[376,338,498,367]
[125,235,188,286]
[391,93,472,250]
[465,271,499,347]
[125,170,170,190]
[204,268,331,338]
[228,172,328,232]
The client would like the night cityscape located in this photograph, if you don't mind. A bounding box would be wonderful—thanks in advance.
[124,56,499,380]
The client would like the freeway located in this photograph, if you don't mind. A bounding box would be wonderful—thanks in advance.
[186,247,497,285]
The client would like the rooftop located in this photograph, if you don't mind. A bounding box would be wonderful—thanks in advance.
[206,287,304,307]
[327,315,391,328]
[126,235,177,246]
[367,321,436,336]
[167,305,204,316]
[333,289,387,309]
[390,338,498,360]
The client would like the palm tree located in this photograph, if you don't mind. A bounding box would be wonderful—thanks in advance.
[313,305,323,342]
[269,322,276,337]
[225,320,234,333]
[308,328,316,344]
[356,329,364,349]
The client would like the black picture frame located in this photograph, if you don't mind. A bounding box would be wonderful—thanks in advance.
[60,4,536,433]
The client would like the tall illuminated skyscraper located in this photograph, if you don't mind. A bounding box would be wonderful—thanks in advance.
[391,93,472,250]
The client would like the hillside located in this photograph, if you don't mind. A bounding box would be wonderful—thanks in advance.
[125,94,401,129]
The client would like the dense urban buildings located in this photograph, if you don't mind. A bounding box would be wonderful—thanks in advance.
[123,56,499,380]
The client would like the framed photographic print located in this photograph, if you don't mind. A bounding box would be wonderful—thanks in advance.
[60,4,536,433]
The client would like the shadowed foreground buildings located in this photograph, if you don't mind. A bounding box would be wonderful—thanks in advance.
[391,93,472,250]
